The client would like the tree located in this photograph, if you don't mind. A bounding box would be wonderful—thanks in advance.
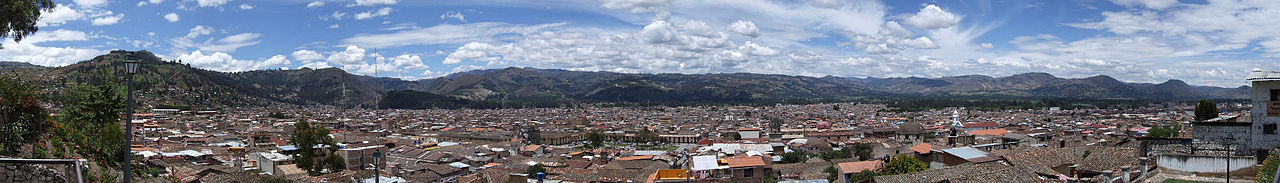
[1147,124,1179,138]
[848,170,877,183]
[1195,99,1219,121]
[823,166,838,182]
[780,150,809,164]
[723,132,741,140]
[289,119,339,173]
[1258,151,1280,183]
[1,0,55,48]
[586,131,604,148]
[880,155,927,175]
[524,164,546,178]
[59,83,126,166]
[0,75,49,155]
[850,143,874,161]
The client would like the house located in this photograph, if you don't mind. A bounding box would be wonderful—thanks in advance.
[961,122,999,131]
[253,152,292,175]
[1250,70,1280,154]
[724,156,770,183]
[835,160,882,183]
[739,128,762,139]
[931,147,999,167]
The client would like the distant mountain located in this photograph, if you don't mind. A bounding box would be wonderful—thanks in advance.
[22,51,1251,109]
[37,50,381,108]
[0,61,45,70]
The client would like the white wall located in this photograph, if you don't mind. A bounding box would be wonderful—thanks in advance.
[1157,155,1254,174]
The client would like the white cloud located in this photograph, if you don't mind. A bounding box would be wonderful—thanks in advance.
[90,13,123,26]
[326,45,368,65]
[176,50,290,72]
[196,0,229,7]
[903,4,957,29]
[441,11,466,22]
[164,13,180,22]
[238,4,253,10]
[444,42,502,64]
[354,7,393,20]
[24,29,91,44]
[170,26,261,53]
[329,24,340,29]
[291,50,325,61]
[1109,0,1179,9]
[390,54,428,70]
[601,0,671,13]
[74,0,108,8]
[331,11,346,20]
[306,1,325,8]
[137,0,164,6]
[0,38,104,67]
[728,20,759,37]
[342,22,566,48]
[980,43,993,49]
[37,5,84,27]
[352,0,396,6]
[260,55,291,69]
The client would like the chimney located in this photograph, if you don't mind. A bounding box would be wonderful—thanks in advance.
[1101,170,1113,183]
[1121,166,1131,182]
[1139,157,1149,176]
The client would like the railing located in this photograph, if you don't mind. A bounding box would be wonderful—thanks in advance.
[0,158,88,183]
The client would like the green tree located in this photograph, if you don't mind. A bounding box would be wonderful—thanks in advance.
[0,0,55,48]
[823,166,838,182]
[586,131,604,148]
[525,164,546,178]
[0,76,49,155]
[723,132,741,140]
[1195,99,1220,121]
[289,119,339,173]
[780,150,809,164]
[325,153,346,173]
[60,84,126,166]
[1147,124,1180,138]
[848,170,878,183]
[1258,151,1280,183]
[850,143,874,161]
[880,155,927,175]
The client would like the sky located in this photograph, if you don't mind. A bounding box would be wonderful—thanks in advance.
[5,0,1280,87]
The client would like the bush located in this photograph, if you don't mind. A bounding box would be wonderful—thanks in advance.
[0,76,50,155]
[1258,151,1280,183]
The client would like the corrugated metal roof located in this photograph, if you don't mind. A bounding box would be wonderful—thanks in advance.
[941,147,988,160]
[1248,70,1280,80]
[691,155,723,171]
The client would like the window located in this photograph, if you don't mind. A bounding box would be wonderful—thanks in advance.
[1267,124,1277,134]
[743,169,754,177]
[1272,89,1279,101]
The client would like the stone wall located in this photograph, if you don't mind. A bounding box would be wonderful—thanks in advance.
[1251,80,1280,150]
[0,163,73,183]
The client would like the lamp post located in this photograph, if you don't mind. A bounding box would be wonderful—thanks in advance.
[122,52,139,183]
[372,150,382,183]
[1226,134,1233,183]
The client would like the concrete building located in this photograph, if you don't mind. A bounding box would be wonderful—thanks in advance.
[739,128,761,139]
[1250,70,1280,154]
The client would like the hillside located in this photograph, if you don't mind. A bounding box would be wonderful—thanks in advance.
[23,51,1251,109]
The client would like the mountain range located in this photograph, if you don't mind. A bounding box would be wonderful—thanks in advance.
[6,51,1251,109]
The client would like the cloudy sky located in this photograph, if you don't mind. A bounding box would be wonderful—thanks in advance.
[5,0,1280,87]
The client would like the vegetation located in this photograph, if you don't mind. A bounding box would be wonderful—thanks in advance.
[1147,123,1181,138]
[630,129,665,143]
[1258,151,1280,183]
[1195,99,1220,121]
[848,170,878,183]
[823,166,838,182]
[849,143,874,161]
[258,176,294,183]
[0,0,55,48]
[780,150,810,164]
[58,83,127,167]
[289,119,344,174]
[0,75,50,155]
[524,164,546,178]
[723,132,741,140]
[880,155,927,175]
[819,149,852,161]
[585,131,605,149]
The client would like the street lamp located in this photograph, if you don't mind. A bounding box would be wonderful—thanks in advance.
[1225,134,1233,183]
[372,150,383,183]
[122,52,138,183]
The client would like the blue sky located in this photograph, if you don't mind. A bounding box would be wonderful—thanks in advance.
[6,0,1280,87]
